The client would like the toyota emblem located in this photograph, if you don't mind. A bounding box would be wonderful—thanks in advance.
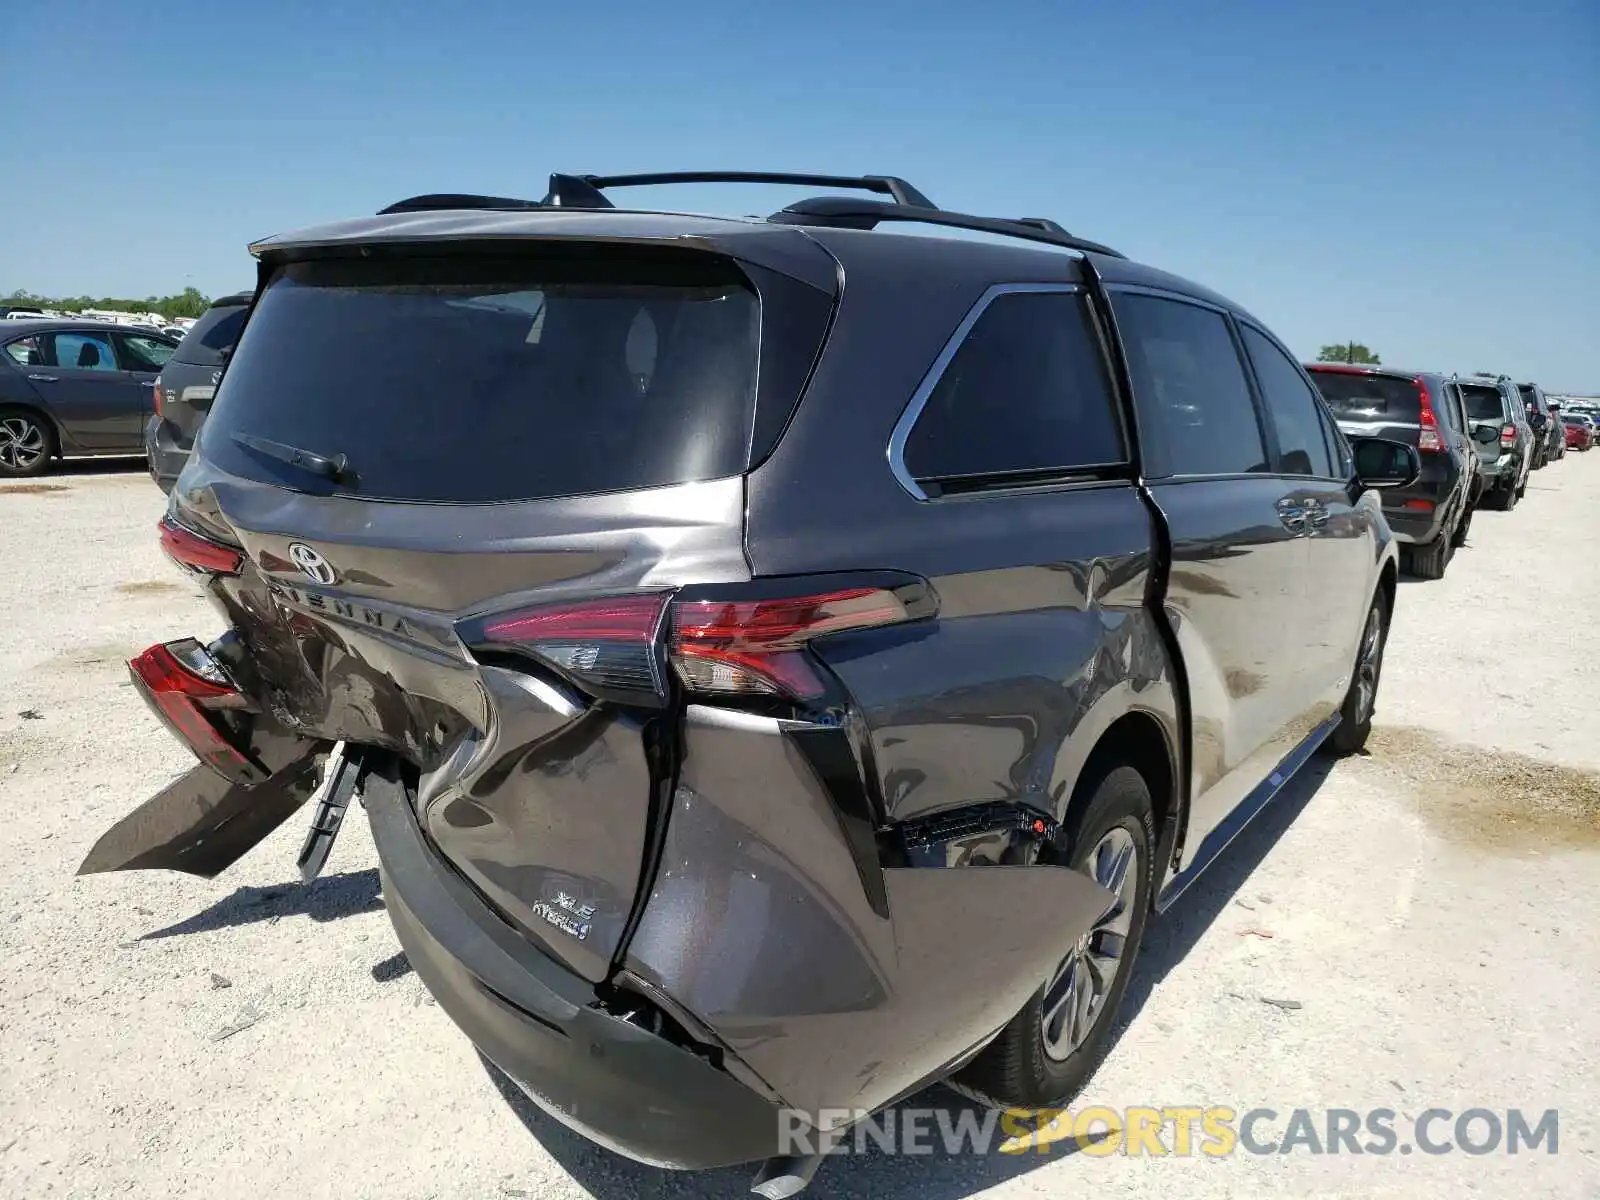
[287,542,337,585]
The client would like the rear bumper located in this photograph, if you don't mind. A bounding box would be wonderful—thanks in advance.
[363,766,785,1170]
[143,415,189,494]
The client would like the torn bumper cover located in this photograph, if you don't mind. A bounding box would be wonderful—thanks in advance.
[362,760,786,1170]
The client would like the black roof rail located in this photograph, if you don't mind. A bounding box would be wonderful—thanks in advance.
[378,192,543,214]
[766,197,1126,259]
[546,171,936,210]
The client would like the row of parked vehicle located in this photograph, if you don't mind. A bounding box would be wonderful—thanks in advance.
[1303,367,1594,580]
[47,169,1594,1196]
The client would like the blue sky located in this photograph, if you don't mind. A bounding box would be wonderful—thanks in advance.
[4,0,1595,389]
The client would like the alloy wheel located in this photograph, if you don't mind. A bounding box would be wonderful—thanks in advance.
[0,416,47,472]
[1041,827,1139,1060]
[1354,604,1383,725]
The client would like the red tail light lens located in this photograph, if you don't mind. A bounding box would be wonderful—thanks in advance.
[671,587,911,699]
[477,592,672,703]
[1500,424,1516,448]
[467,580,931,705]
[151,376,164,419]
[159,516,244,575]
[129,640,260,782]
[1415,377,1443,453]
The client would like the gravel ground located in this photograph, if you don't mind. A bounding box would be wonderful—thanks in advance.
[1,457,1596,1199]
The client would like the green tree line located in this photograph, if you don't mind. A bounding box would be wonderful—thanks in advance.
[5,286,212,321]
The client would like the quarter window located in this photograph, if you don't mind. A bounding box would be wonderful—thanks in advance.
[1112,294,1267,477]
[3,335,46,367]
[901,290,1124,487]
[1240,325,1335,477]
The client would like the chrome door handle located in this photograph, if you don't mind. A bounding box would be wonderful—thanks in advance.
[27,373,58,382]
[1304,499,1330,529]
[1276,499,1307,532]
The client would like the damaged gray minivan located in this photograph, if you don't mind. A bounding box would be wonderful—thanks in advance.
[82,172,1417,1197]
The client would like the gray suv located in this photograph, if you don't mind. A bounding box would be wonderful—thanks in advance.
[1458,374,1533,510]
[82,172,1418,1195]
[144,293,252,492]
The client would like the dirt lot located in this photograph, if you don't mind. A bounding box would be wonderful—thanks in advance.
[2,458,1596,1199]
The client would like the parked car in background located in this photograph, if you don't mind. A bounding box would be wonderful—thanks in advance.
[1457,375,1533,510]
[1519,381,1558,469]
[144,292,252,492]
[1306,364,1482,577]
[82,170,1419,1195]
[1564,413,1596,451]
[1542,401,1568,464]
[0,320,176,476]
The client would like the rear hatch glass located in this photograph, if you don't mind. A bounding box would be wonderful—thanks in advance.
[172,302,249,366]
[1459,384,1506,421]
[1307,370,1420,420]
[200,252,779,504]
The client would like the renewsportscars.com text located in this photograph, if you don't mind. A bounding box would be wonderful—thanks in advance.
[779,1106,1560,1158]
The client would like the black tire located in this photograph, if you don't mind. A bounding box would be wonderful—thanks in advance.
[1325,589,1389,756]
[1402,529,1452,580]
[951,764,1155,1110]
[0,407,57,478]
[1451,504,1473,549]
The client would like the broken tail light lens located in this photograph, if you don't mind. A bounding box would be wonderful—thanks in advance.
[159,516,244,575]
[670,587,911,699]
[129,640,262,783]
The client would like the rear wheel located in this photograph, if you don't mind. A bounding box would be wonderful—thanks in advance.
[1326,591,1389,756]
[951,764,1154,1109]
[0,408,56,478]
[1402,529,1453,580]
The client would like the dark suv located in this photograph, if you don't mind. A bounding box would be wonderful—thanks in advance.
[1519,382,1563,465]
[144,292,252,492]
[83,173,1416,1196]
[1305,365,1488,578]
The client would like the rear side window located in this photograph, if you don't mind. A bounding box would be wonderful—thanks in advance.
[902,290,1123,486]
[1241,325,1334,477]
[1459,384,1505,421]
[172,303,249,366]
[202,254,763,503]
[116,333,175,371]
[1306,369,1422,420]
[1113,294,1266,477]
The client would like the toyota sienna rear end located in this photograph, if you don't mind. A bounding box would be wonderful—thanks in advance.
[84,205,1117,1188]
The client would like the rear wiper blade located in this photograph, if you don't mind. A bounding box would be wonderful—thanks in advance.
[231,432,355,484]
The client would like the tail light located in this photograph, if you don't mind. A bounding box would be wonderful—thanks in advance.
[159,515,244,575]
[151,375,164,418]
[465,578,933,706]
[1414,377,1444,453]
[129,640,261,783]
[1499,424,1516,449]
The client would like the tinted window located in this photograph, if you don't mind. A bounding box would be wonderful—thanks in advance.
[52,331,118,371]
[116,333,175,371]
[1459,383,1505,421]
[1305,369,1421,420]
[903,291,1123,483]
[1317,403,1353,478]
[201,254,762,504]
[1113,294,1266,477]
[172,303,249,366]
[1241,327,1334,477]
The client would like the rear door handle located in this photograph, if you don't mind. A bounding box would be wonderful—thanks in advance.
[1304,498,1330,529]
[1276,499,1308,532]
[27,373,58,383]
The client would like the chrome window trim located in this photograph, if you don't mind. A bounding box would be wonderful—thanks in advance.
[885,282,1088,501]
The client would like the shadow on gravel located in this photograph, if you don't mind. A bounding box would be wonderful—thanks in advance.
[482,1054,1083,1200]
[1108,755,1336,1044]
[141,868,383,939]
